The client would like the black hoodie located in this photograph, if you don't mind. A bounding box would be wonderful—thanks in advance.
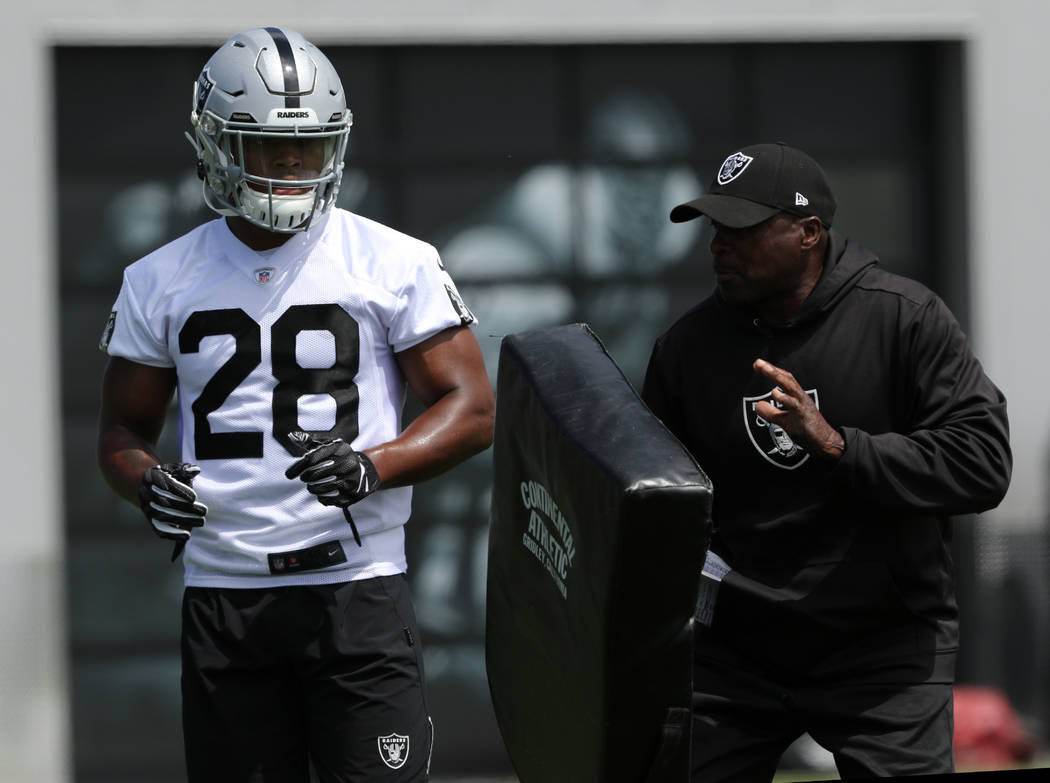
[642,230,1011,683]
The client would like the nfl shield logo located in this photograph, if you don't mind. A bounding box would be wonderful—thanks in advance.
[742,388,819,470]
[717,152,754,185]
[378,733,409,769]
[253,267,275,284]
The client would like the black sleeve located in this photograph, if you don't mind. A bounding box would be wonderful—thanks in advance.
[833,296,1011,515]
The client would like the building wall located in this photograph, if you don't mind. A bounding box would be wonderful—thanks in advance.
[3,2,1046,780]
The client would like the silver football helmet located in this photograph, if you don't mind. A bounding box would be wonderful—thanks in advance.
[187,28,352,232]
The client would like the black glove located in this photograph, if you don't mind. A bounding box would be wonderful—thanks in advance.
[285,433,381,546]
[139,462,207,561]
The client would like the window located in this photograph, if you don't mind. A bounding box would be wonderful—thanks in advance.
[58,40,963,779]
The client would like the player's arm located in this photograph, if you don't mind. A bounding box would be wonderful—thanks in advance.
[368,324,495,488]
[97,356,177,502]
[285,324,493,540]
[99,357,207,556]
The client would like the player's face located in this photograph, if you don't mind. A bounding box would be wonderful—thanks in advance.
[708,213,811,314]
[237,135,332,194]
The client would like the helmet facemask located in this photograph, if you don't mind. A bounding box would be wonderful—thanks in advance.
[194,112,350,232]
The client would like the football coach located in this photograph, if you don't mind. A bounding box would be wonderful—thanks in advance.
[642,142,1011,780]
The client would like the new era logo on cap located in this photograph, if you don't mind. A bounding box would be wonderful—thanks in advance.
[669,142,836,228]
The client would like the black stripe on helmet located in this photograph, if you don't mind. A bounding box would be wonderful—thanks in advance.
[265,27,301,108]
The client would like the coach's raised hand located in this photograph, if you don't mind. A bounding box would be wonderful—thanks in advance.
[752,358,846,460]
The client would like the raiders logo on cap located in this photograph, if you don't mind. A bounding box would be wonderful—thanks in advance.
[717,152,754,185]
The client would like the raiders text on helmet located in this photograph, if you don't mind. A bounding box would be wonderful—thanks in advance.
[186,27,353,232]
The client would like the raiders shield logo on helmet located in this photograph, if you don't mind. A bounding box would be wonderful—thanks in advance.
[717,152,754,185]
[195,69,215,117]
[378,733,409,770]
[742,388,820,470]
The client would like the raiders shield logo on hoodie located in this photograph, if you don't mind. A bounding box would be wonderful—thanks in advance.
[742,388,820,470]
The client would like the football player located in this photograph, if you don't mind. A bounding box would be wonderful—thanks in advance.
[97,27,494,782]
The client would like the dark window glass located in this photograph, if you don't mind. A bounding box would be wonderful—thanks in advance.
[58,41,962,780]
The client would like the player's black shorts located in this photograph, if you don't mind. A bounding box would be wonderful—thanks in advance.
[181,574,432,782]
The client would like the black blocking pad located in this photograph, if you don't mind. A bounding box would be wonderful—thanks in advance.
[486,323,713,783]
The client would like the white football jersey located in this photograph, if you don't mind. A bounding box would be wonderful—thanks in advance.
[102,209,477,588]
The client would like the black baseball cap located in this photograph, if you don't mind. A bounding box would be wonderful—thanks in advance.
[670,142,836,228]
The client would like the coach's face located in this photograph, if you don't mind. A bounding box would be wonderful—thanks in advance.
[708,212,821,322]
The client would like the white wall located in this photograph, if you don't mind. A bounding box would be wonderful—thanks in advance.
[4,2,1044,780]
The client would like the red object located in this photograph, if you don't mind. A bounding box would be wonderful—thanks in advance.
[954,685,1036,769]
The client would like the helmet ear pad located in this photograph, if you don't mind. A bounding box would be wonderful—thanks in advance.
[187,27,352,233]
